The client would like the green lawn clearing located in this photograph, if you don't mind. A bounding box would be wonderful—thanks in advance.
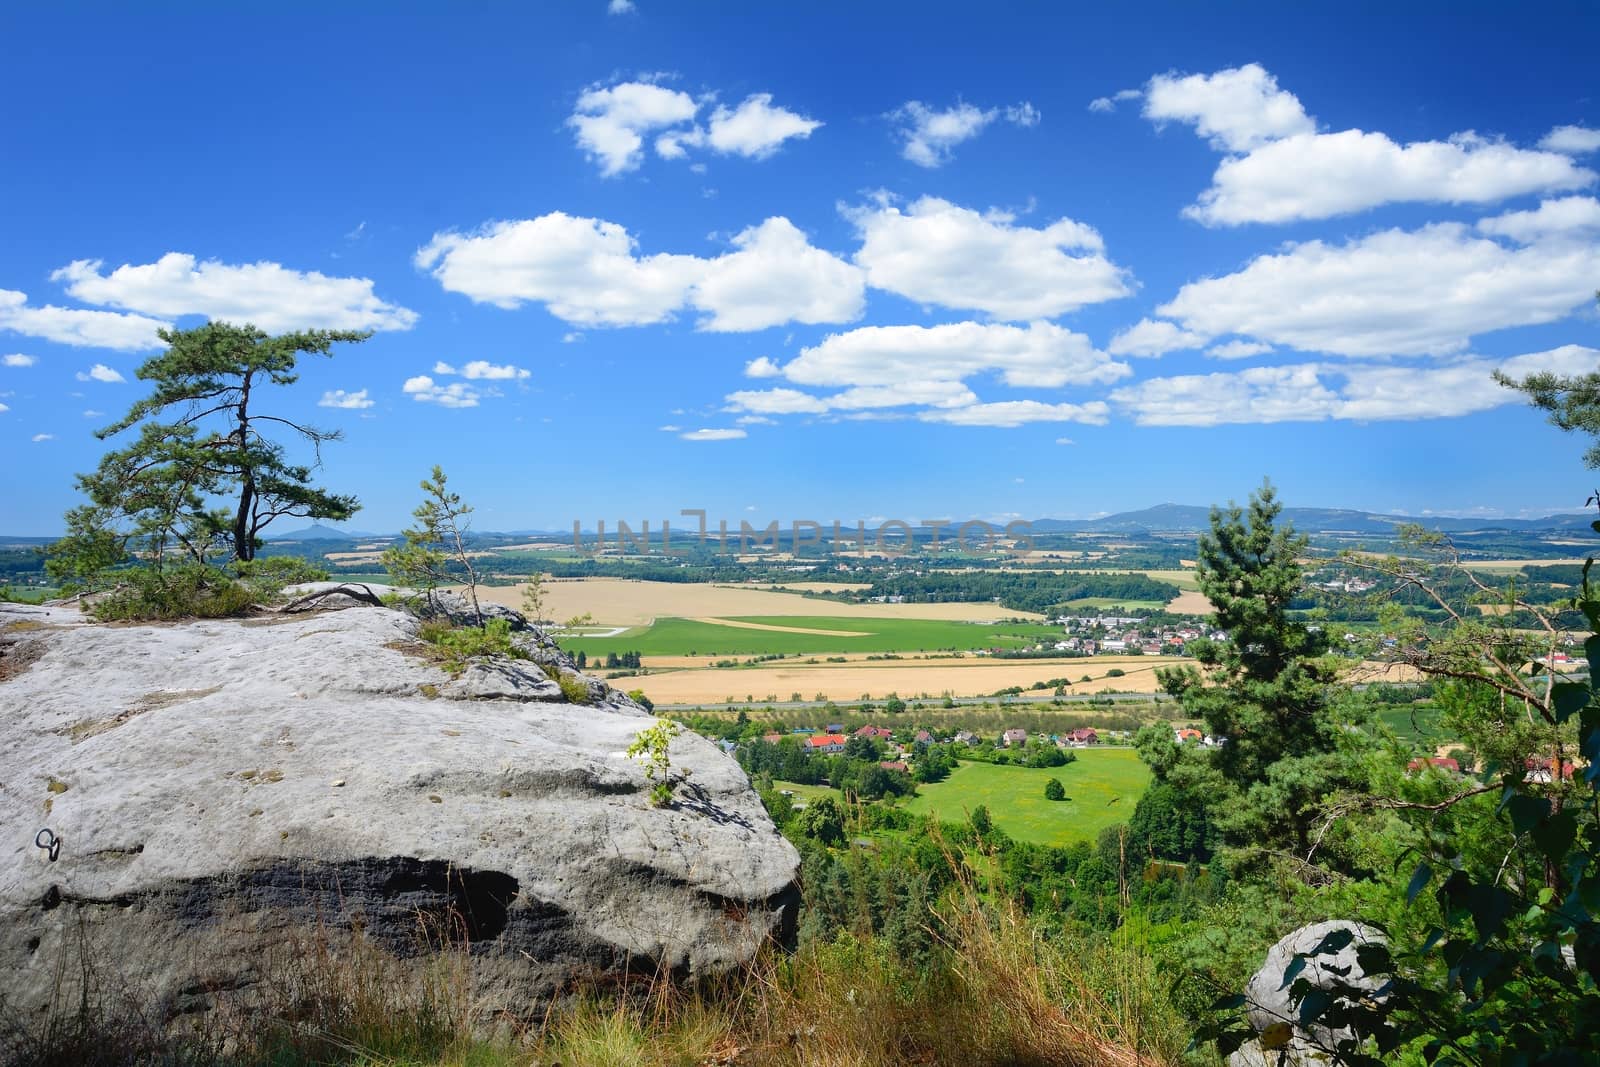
[904,749,1150,847]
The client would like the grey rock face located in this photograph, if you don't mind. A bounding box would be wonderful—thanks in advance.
[1230,920,1389,1066]
[0,598,798,1024]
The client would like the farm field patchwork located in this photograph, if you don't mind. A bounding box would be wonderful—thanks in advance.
[904,751,1151,847]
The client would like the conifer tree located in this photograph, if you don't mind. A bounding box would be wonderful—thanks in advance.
[52,322,366,575]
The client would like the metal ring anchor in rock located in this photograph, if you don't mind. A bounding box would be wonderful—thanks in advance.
[34,828,61,862]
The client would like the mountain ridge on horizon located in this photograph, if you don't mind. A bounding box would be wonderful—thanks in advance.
[5,505,1595,544]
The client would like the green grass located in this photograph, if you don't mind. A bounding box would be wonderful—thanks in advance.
[904,750,1150,847]
[1061,597,1167,610]
[773,779,837,805]
[570,615,1062,657]
[1375,703,1446,746]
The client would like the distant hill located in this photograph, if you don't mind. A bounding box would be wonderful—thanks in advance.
[264,523,386,541]
[1028,505,1596,536]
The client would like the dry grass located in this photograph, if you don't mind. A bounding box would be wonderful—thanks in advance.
[3,878,1184,1067]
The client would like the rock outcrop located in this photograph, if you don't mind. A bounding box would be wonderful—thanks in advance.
[0,592,799,1024]
[1230,920,1390,1065]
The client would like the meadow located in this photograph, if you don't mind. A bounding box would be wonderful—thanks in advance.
[570,615,1063,657]
[904,751,1152,847]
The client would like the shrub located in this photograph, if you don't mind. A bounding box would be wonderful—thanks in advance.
[417,617,524,675]
[627,720,683,805]
[1044,777,1066,801]
[91,564,257,622]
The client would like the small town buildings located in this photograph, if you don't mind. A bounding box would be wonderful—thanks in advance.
[807,734,848,754]
[855,725,893,740]
[1175,728,1204,743]
[1067,727,1099,745]
[1002,727,1027,746]
[1407,756,1461,774]
[879,760,910,773]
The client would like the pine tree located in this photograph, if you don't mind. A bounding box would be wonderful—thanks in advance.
[53,322,366,573]
[1155,481,1365,864]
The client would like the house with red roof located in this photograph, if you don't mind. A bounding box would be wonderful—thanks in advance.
[879,760,910,774]
[855,725,893,740]
[807,734,847,754]
[1406,756,1461,774]
[1067,727,1099,746]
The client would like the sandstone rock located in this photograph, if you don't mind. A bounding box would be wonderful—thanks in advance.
[0,598,798,1026]
[1230,920,1389,1065]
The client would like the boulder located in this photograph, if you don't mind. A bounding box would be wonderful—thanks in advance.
[0,598,799,1026]
[1230,920,1389,1065]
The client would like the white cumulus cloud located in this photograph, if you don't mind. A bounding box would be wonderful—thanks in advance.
[1107,318,1207,357]
[1206,339,1274,359]
[32,433,53,442]
[403,375,480,408]
[849,196,1131,319]
[1158,222,1600,357]
[1540,125,1600,154]
[570,81,817,175]
[433,359,531,380]
[1189,129,1595,226]
[0,288,167,351]
[1476,195,1600,243]
[2,354,35,367]
[681,427,746,441]
[53,254,417,333]
[417,212,859,332]
[319,389,374,409]
[1112,345,1600,426]
[888,100,1040,167]
[702,93,822,158]
[1143,63,1314,151]
[568,80,699,176]
[743,356,782,378]
[918,399,1110,427]
[76,363,125,383]
[690,217,863,331]
[1131,63,1595,225]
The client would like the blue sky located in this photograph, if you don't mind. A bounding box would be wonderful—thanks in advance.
[3,1,1599,534]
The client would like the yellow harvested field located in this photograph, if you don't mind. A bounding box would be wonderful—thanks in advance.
[490,541,565,552]
[715,580,874,593]
[324,551,386,564]
[470,578,1042,626]
[1165,590,1213,615]
[683,617,872,637]
[628,655,1426,704]
[627,655,1184,704]
[1474,604,1513,615]
[1344,660,1426,683]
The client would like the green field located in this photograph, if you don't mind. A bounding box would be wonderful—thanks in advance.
[904,750,1151,847]
[1062,597,1167,610]
[570,615,1062,657]
[1375,703,1447,746]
